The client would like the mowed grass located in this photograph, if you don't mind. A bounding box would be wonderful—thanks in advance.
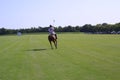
[0,33,120,80]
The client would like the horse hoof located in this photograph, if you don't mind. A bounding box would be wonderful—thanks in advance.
[51,48,53,49]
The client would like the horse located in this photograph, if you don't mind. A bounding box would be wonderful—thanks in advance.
[48,34,57,49]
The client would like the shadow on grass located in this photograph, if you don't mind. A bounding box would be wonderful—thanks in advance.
[25,48,47,51]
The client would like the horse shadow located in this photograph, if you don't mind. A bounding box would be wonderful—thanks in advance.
[25,48,47,51]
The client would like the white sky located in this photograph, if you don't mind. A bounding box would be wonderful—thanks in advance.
[0,0,120,29]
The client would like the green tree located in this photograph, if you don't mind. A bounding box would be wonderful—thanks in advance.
[0,28,6,35]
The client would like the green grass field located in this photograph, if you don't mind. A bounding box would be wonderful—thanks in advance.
[0,33,120,80]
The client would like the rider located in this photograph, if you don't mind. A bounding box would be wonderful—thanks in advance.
[48,25,57,39]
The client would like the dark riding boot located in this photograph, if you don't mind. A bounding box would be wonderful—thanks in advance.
[55,34,57,39]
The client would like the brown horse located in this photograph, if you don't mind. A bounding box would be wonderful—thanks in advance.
[48,35,57,49]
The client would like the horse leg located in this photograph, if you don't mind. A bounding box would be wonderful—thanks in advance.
[49,41,53,49]
[55,40,57,49]
[53,40,57,49]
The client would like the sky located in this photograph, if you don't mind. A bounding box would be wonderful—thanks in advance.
[0,0,120,29]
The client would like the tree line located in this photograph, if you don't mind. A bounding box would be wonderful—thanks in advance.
[0,22,120,35]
